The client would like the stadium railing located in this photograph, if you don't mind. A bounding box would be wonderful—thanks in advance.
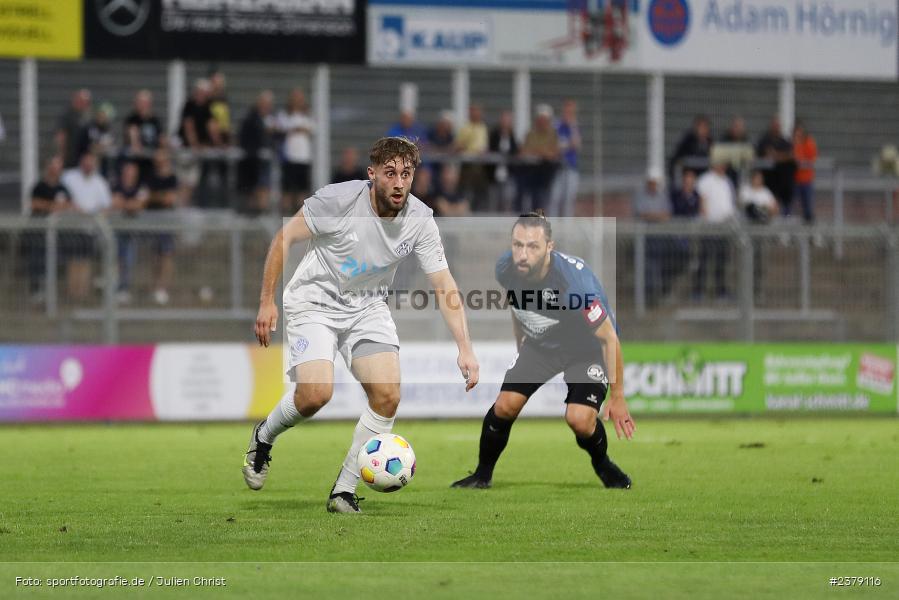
[0,214,897,344]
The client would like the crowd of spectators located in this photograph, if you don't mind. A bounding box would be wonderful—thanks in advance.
[392,100,582,218]
[25,74,824,308]
[637,113,819,305]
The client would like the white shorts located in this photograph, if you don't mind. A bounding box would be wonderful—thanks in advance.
[284,302,399,379]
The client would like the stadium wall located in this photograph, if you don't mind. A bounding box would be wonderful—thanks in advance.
[1,343,895,422]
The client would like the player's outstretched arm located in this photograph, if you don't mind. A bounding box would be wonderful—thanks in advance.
[595,319,635,440]
[254,211,314,347]
[426,268,480,392]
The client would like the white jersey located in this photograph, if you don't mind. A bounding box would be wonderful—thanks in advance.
[283,180,447,316]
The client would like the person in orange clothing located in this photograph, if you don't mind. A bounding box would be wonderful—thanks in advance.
[792,121,818,223]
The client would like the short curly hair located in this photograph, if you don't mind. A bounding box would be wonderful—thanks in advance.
[369,136,421,169]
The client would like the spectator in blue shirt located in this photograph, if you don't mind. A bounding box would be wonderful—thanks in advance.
[549,99,581,217]
[386,110,427,142]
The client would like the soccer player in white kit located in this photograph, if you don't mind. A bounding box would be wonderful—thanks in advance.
[242,137,480,513]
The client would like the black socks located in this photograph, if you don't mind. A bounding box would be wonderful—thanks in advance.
[474,404,514,480]
[576,418,609,474]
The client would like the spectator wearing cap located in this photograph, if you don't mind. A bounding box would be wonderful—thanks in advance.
[549,99,582,217]
[515,103,560,213]
[633,167,674,306]
[78,102,116,179]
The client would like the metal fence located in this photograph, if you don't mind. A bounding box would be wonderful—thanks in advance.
[0,214,896,344]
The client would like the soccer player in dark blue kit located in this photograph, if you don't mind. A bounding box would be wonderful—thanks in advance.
[452,211,634,489]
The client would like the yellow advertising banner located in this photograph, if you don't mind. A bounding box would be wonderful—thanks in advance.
[0,0,82,59]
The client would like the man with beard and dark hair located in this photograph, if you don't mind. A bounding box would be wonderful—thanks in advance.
[452,210,634,490]
[242,136,480,514]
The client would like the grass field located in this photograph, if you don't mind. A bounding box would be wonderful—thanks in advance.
[1,418,897,598]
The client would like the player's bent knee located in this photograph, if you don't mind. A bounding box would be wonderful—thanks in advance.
[565,404,597,437]
[495,391,527,420]
[294,383,333,416]
[368,385,401,418]
[566,416,596,438]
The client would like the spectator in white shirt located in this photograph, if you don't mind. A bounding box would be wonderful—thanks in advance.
[277,88,315,214]
[62,152,112,214]
[740,169,777,303]
[739,169,777,224]
[60,152,112,301]
[694,155,735,301]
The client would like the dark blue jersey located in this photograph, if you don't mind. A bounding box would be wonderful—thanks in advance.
[496,250,618,352]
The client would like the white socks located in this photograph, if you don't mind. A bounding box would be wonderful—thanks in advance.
[332,406,395,495]
[257,385,305,445]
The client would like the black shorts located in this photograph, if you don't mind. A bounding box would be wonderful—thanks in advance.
[500,341,609,409]
[60,232,96,259]
[282,161,310,193]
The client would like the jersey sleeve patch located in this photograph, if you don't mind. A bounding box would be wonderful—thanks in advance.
[583,297,607,328]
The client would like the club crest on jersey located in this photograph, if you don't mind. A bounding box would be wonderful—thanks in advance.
[396,240,412,257]
[291,336,309,360]
[583,298,605,324]
[586,364,609,384]
[542,288,556,304]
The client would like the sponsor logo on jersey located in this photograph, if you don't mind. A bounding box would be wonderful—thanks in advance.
[339,256,390,279]
[584,298,606,324]
[542,288,557,304]
[587,364,609,384]
[396,240,413,257]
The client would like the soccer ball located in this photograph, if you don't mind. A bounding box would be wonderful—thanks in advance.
[357,433,416,493]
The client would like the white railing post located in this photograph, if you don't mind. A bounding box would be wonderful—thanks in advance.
[778,76,795,134]
[313,64,331,192]
[513,67,530,141]
[647,72,665,177]
[167,60,186,136]
[452,66,469,128]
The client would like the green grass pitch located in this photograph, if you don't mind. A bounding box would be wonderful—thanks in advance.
[1,418,897,598]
